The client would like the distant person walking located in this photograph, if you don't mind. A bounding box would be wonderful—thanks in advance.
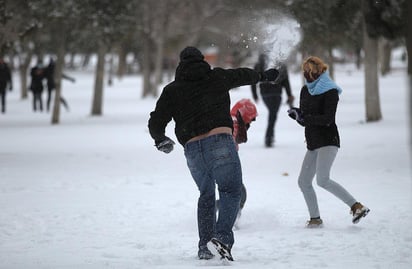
[288,56,370,228]
[148,46,269,261]
[0,58,12,114]
[30,61,46,112]
[251,54,294,147]
[45,58,75,112]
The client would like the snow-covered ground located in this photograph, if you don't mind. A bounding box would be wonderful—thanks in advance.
[1,61,411,269]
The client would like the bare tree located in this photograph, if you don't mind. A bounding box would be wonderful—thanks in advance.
[152,1,173,86]
[362,0,406,122]
[362,0,382,121]
[86,0,135,116]
[139,0,155,98]
[406,0,412,161]
[138,0,188,98]
[38,2,84,124]
[15,39,34,99]
[379,38,392,76]
[407,1,412,76]
[363,20,382,121]
[91,42,106,116]
[0,0,32,55]
[138,0,231,98]
[51,24,67,124]
[0,0,37,99]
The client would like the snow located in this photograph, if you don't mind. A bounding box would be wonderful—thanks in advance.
[1,62,411,269]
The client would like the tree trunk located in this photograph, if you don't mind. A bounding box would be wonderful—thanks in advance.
[406,0,412,164]
[379,38,392,76]
[141,35,154,98]
[82,53,91,69]
[52,48,65,124]
[363,21,382,122]
[355,47,362,70]
[154,36,164,86]
[327,46,334,80]
[19,64,30,100]
[107,53,113,86]
[18,52,32,99]
[407,0,412,76]
[18,66,28,99]
[91,43,106,116]
[117,43,127,79]
[68,52,76,69]
[409,74,412,166]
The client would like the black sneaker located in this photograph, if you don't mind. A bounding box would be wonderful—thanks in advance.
[198,245,214,260]
[210,238,234,261]
[265,138,273,148]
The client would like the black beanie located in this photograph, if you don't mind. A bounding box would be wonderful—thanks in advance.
[179,46,204,62]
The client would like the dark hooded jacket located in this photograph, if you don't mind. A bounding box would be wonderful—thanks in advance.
[0,61,12,93]
[148,47,260,146]
[30,65,46,93]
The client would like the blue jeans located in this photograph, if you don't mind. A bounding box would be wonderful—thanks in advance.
[184,133,242,248]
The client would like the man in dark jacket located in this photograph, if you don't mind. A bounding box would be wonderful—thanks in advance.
[251,54,294,147]
[148,46,269,261]
[0,58,13,113]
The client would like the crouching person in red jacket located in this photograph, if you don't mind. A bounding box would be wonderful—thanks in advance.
[229,99,257,226]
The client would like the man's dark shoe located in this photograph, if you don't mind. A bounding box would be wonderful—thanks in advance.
[265,137,274,148]
[198,245,214,260]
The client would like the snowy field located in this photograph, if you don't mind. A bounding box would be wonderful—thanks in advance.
[0,61,411,269]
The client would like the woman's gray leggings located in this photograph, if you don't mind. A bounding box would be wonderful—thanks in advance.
[298,146,357,218]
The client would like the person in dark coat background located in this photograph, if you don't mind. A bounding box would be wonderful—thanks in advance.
[288,56,370,228]
[148,46,271,261]
[45,58,75,112]
[30,61,46,112]
[0,58,13,114]
[251,53,295,147]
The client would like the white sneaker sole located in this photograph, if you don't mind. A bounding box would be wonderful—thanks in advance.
[209,238,234,261]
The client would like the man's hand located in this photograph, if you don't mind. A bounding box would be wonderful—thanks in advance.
[155,137,175,154]
[286,95,294,107]
[259,68,277,82]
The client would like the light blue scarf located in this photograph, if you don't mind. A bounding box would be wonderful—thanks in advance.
[305,71,342,96]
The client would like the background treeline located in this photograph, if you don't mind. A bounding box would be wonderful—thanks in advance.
[0,0,409,123]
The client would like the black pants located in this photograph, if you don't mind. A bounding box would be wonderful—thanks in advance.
[32,92,43,111]
[262,93,282,144]
[0,90,6,113]
[47,90,69,111]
